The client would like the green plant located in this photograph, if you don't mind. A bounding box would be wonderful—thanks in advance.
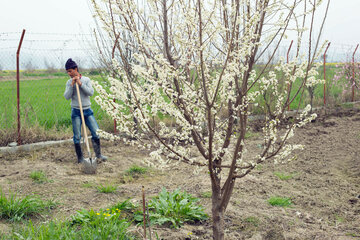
[342,103,354,108]
[29,170,49,183]
[111,199,138,212]
[97,183,117,193]
[346,232,360,237]
[335,214,345,226]
[135,188,208,228]
[8,207,134,239]
[0,190,56,221]
[125,165,148,176]
[255,164,263,171]
[82,181,95,188]
[200,191,212,198]
[121,165,148,183]
[69,207,134,239]
[268,197,293,207]
[244,216,260,227]
[274,172,296,180]
[244,131,259,139]
[107,199,138,222]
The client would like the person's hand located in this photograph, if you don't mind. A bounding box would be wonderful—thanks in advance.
[71,74,82,86]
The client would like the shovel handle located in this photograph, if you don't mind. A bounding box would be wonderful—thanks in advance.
[75,83,91,154]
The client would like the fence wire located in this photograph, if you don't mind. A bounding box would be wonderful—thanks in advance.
[0,31,114,146]
[0,31,359,145]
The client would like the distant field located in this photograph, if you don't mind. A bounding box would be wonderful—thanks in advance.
[0,72,111,131]
[0,66,354,132]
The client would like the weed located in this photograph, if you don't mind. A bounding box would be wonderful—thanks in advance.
[82,181,95,188]
[97,183,117,193]
[200,191,212,198]
[0,190,57,221]
[255,164,263,171]
[122,175,135,183]
[29,170,49,183]
[9,207,134,239]
[346,232,360,237]
[244,216,260,227]
[125,165,148,177]
[273,172,296,180]
[135,188,208,228]
[111,199,138,212]
[268,197,293,207]
[121,165,148,183]
[335,214,345,226]
[342,103,354,108]
[244,131,259,139]
[68,206,135,239]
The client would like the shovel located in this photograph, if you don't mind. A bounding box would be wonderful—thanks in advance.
[75,82,97,174]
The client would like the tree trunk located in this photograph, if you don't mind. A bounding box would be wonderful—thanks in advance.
[211,193,225,240]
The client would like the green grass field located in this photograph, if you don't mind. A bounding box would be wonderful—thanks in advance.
[0,73,111,131]
[0,65,354,133]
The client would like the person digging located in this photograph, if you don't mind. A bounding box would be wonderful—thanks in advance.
[63,58,107,164]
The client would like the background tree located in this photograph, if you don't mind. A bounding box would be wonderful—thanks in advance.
[90,0,330,239]
[333,60,360,102]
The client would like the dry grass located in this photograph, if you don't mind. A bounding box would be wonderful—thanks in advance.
[0,122,72,147]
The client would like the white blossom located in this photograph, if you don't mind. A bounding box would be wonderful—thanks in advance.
[90,0,326,170]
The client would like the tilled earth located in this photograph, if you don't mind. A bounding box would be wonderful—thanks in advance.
[0,107,359,239]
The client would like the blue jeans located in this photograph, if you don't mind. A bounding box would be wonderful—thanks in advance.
[71,108,99,144]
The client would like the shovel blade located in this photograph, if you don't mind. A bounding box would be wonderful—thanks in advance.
[82,157,97,174]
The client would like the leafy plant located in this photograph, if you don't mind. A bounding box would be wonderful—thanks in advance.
[71,208,120,226]
[68,206,135,239]
[111,199,138,212]
[97,183,117,193]
[268,197,293,207]
[135,188,208,228]
[0,190,56,221]
[29,170,49,183]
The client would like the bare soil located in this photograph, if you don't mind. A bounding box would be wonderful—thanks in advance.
[0,107,359,240]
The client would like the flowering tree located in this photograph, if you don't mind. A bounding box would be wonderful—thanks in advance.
[90,0,329,239]
[333,62,360,102]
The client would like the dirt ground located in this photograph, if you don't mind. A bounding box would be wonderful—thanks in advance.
[0,107,359,240]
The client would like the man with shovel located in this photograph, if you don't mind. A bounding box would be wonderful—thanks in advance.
[64,58,107,164]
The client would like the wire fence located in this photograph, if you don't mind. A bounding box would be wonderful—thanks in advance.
[0,31,359,146]
[0,31,114,146]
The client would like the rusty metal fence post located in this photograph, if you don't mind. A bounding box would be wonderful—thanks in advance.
[113,98,117,134]
[286,40,293,111]
[352,44,359,102]
[16,29,26,145]
[323,42,330,106]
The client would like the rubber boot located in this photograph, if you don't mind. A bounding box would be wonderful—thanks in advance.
[74,143,84,163]
[92,138,108,162]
